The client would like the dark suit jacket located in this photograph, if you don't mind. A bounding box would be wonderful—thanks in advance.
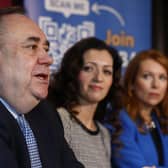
[0,100,84,168]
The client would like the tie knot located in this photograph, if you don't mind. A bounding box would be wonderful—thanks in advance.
[17,114,29,136]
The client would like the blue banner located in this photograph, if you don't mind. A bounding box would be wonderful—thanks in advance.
[24,0,152,71]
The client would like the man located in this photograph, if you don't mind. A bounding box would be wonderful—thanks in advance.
[0,6,84,168]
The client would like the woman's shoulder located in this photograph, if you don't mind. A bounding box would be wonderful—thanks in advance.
[119,109,134,122]
[56,107,72,125]
[119,109,137,131]
[97,122,111,138]
[57,107,69,115]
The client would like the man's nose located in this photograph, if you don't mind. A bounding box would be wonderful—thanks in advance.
[38,51,53,66]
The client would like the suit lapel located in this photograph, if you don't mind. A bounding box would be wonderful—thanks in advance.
[26,101,62,168]
[0,102,31,168]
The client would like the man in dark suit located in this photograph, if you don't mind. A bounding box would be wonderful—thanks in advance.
[0,6,84,168]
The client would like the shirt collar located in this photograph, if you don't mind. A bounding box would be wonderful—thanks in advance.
[0,98,19,120]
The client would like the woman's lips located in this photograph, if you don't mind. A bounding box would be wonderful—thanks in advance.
[90,85,103,90]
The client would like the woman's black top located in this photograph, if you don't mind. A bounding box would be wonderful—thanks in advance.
[150,126,164,166]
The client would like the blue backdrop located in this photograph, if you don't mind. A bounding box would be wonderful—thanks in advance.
[24,0,152,71]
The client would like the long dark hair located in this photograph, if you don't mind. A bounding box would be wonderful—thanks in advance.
[48,37,123,144]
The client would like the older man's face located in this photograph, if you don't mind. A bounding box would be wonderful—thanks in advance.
[0,14,53,112]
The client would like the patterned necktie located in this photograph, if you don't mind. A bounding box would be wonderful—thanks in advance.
[17,114,42,168]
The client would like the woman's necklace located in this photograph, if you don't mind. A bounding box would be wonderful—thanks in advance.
[145,120,156,130]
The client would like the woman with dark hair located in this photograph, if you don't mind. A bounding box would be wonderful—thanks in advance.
[112,50,168,168]
[48,37,122,168]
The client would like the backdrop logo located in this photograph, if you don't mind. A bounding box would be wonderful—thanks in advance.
[92,3,125,26]
[36,1,150,71]
[44,0,89,17]
[39,16,95,70]
[106,30,135,48]
[42,1,129,70]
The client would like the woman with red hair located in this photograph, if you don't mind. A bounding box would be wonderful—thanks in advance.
[112,50,168,168]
